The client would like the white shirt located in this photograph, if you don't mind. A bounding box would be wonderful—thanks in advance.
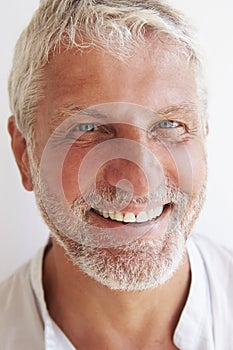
[0,232,233,349]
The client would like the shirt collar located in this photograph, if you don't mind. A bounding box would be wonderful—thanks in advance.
[29,240,75,349]
[173,235,214,349]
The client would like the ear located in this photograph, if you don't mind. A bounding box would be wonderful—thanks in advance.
[8,116,33,191]
[203,120,209,137]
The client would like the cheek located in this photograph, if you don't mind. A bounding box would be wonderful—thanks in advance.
[62,148,92,203]
[188,142,207,194]
[166,141,207,195]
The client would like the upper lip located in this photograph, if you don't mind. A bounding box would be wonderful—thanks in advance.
[91,202,170,214]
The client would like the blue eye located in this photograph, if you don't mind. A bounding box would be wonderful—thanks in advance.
[158,120,179,128]
[76,123,98,132]
[149,119,187,144]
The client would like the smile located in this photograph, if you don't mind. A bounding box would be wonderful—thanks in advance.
[93,205,166,223]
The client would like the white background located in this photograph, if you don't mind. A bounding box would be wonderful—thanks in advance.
[0,0,232,282]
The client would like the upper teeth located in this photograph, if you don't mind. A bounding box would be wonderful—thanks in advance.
[94,206,164,223]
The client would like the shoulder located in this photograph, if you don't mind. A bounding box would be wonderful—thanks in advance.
[0,260,32,318]
[188,231,233,271]
[187,232,233,346]
[0,252,45,349]
[187,232,233,289]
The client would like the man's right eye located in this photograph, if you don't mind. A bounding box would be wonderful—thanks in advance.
[64,123,116,147]
[72,123,99,132]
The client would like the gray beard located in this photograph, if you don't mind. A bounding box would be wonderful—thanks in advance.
[31,166,206,291]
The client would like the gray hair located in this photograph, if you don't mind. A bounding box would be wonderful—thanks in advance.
[8,0,207,142]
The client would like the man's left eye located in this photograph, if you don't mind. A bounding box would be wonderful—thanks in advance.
[149,119,187,143]
[157,120,180,128]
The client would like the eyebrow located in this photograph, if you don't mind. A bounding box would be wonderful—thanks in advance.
[51,103,108,125]
[51,101,198,127]
[155,102,198,118]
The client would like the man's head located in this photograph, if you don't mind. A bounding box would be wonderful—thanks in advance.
[8,0,208,291]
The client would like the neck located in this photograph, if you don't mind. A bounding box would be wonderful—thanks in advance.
[43,238,190,349]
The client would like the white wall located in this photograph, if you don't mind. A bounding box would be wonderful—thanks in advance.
[1,0,232,283]
[0,1,48,282]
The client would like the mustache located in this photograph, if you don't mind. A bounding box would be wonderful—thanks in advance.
[72,182,186,212]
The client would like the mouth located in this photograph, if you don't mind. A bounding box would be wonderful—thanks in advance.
[92,204,170,224]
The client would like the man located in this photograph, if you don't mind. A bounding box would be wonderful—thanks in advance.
[1,0,232,349]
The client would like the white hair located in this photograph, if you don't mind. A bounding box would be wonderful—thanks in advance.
[8,0,207,142]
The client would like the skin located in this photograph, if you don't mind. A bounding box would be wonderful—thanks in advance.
[8,42,208,349]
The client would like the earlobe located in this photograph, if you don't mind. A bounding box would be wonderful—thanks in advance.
[8,116,34,191]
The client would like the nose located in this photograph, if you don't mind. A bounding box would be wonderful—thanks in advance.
[104,158,148,197]
[102,125,164,197]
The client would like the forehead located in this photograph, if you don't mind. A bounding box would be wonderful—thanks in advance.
[39,42,198,124]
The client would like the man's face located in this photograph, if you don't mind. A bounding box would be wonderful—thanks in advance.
[31,42,207,290]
